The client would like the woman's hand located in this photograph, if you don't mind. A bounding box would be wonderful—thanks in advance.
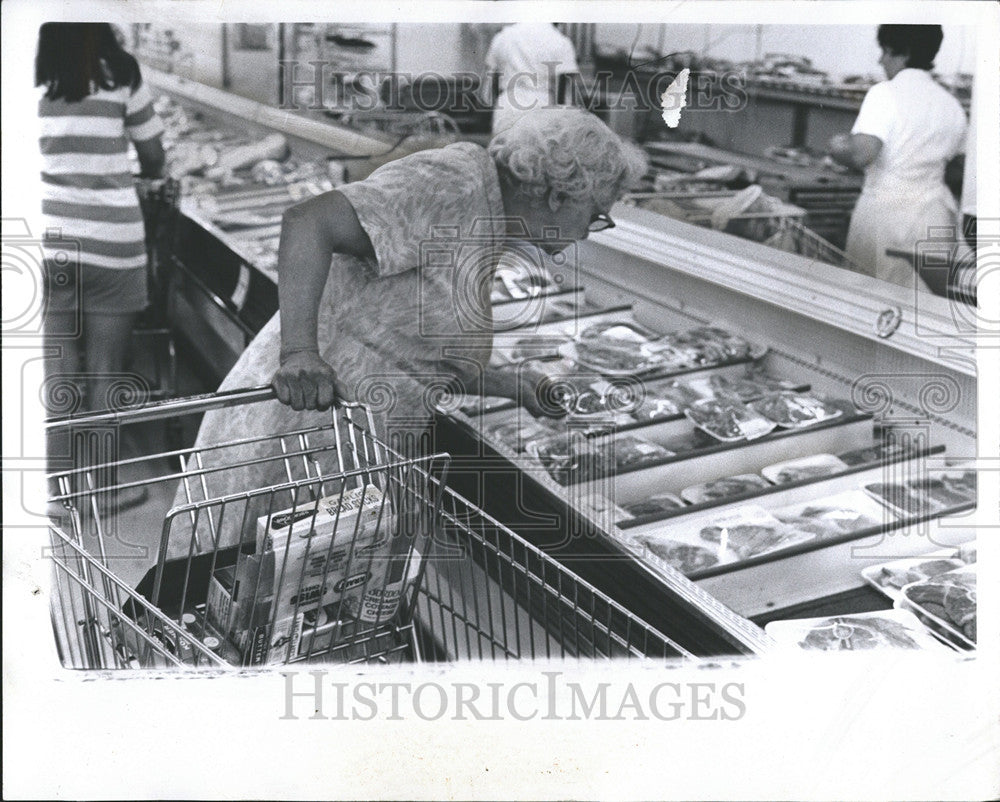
[272,350,342,411]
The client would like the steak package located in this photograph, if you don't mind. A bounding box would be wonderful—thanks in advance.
[680,474,771,505]
[761,454,849,485]
[620,492,687,519]
[697,506,817,561]
[766,609,950,652]
[526,432,674,485]
[862,554,967,600]
[863,482,944,517]
[629,378,703,421]
[654,326,754,366]
[632,535,719,575]
[686,370,801,403]
[749,392,843,428]
[900,566,977,646]
[685,397,777,442]
[836,441,914,467]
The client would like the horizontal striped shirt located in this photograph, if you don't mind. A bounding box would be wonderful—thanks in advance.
[38,79,164,270]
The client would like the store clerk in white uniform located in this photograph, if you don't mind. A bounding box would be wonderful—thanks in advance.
[828,25,967,291]
[485,23,580,135]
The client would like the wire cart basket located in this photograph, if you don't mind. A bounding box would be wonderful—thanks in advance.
[47,388,689,669]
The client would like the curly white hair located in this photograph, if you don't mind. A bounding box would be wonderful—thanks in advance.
[487,109,648,210]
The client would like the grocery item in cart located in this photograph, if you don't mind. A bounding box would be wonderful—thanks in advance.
[621,492,687,518]
[765,610,949,652]
[698,506,816,560]
[633,535,719,575]
[749,392,843,428]
[862,555,966,599]
[526,432,674,485]
[761,453,849,484]
[900,567,977,645]
[680,474,770,504]
[684,397,776,442]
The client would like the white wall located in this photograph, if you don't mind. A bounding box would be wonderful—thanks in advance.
[593,24,977,80]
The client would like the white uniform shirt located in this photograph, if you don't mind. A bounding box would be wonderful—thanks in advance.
[485,23,579,133]
[851,68,966,195]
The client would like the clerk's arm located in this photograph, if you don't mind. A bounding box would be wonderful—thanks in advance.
[272,190,375,411]
[827,133,883,171]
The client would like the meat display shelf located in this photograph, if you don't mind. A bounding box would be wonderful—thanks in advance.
[434,201,976,657]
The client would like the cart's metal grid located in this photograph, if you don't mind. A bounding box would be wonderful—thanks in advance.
[47,388,690,668]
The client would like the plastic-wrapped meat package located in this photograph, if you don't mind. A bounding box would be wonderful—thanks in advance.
[749,392,844,428]
[484,416,557,453]
[775,505,879,538]
[630,379,703,421]
[654,326,753,366]
[761,454,848,484]
[621,492,687,518]
[901,567,977,644]
[685,398,776,442]
[836,441,914,467]
[632,535,719,575]
[527,432,674,486]
[699,371,799,402]
[766,610,948,652]
[698,506,817,560]
[680,474,770,504]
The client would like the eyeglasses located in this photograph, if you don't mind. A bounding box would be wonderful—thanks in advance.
[588,213,615,233]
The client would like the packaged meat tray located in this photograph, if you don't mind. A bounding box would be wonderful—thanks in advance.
[654,326,755,365]
[506,335,571,363]
[761,454,849,485]
[680,474,771,505]
[749,392,843,429]
[684,398,777,442]
[559,339,687,376]
[526,432,674,486]
[898,566,977,648]
[685,371,802,403]
[447,395,513,416]
[906,477,975,509]
[836,441,915,467]
[697,506,818,561]
[484,415,557,454]
[631,535,719,575]
[629,379,704,421]
[765,609,952,652]
[579,320,657,345]
[773,490,888,538]
[863,482,944,517]
[862,554,967,601]
[620,492,687,518]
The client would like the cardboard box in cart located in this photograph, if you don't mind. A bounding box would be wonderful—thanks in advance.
[206,484,403,663]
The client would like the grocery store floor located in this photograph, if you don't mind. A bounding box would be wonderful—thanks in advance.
[49,336,213,590]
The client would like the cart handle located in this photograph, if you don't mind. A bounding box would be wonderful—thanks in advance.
[44,385,353,430]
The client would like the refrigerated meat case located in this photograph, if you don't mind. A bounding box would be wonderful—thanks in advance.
[433,202,977,657]
[147,72,976,658]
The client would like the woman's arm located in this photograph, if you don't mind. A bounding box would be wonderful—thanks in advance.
[272,190,375,410]
[827,132,883,171]
[133,136,165,179]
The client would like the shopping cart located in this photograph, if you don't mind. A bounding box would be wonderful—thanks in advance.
[46,388,689,669]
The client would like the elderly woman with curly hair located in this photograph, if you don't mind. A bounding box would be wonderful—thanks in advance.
[175,109,645,552]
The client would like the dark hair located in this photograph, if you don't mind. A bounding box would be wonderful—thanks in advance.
[876,24,943,71]
[35,23,141,102]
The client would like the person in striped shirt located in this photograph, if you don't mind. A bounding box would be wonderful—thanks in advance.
[36,22,165,418]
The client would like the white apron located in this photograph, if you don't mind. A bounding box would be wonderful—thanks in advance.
[846,180,961,292]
